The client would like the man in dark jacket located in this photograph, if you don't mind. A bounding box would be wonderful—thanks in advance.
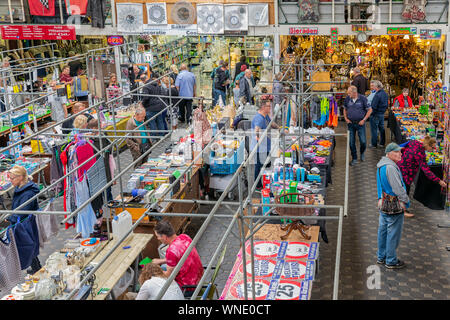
[351,67,369,95]
[369,80,389,148]
[141,74,178,138]
[213,62,230,106]
[239,69,254,105]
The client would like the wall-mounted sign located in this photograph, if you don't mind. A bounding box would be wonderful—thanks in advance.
[143,24,198,36]
[331,27,338,47]
[386,27,417,35]
[0,25,76,40]
[420,29,441,40]
[107,36,124,46]
[289,27,318,35]
[352,25,372,32]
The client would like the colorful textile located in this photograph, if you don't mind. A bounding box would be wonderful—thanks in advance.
[28,0,55,16]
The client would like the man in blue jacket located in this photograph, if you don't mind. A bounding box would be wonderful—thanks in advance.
[369,80,389,148]
[376,143,410,269]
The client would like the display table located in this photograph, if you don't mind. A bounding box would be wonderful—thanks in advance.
[107,166,200,259]
[90,233,153,300]
[413,164,446,210]
[249,224,320,242]
[388,109,407,144]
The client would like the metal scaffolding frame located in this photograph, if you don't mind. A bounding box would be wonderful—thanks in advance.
[0,44,351,301]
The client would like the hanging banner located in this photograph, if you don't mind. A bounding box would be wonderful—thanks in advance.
[330,27,338,47]
[420,29,441,40]
[352,25,372,32]
[0,25,76,40]
[386,27,417,35]
[143,24,198,36]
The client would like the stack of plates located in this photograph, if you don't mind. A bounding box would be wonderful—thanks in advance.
[11,283,35,300]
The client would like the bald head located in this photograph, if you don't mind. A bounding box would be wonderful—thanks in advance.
[180,64,188,71]
[347,85,358,98]
[353,67,360,75]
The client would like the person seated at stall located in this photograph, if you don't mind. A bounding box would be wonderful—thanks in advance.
[251,98,281,190]
[393,88,414,110]
[69,114,88,139]
[59,65,73,85]
[62,102,93,134]
[108,73,120,88]
[68,51,84,77]
[397,136,447,218]
[152,220,203,297]
[7,165,41,274]
[126,105,152,168]
[124,263,184,300]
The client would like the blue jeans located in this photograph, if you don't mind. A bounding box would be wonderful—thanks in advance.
[347,122,367,160]
[370,113,385,147]
[147,111,167,139]
[377,212,404,265]
[213,88,226,106]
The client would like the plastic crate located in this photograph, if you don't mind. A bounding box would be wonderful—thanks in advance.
[11,113,29,126]
[210,137,245,175]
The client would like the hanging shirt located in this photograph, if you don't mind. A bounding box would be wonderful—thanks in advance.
[65,0,88,15]
[74,178,98,238]
[28,0,56,16]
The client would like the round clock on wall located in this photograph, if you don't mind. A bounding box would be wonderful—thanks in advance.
[357,32,368,43]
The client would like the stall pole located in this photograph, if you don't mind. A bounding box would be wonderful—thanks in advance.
[333,206,344,300]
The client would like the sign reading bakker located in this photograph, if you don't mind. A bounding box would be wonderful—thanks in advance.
[0,25,76,40]
[289,27,318,35]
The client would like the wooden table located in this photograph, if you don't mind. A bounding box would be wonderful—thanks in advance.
[89,233,153,300]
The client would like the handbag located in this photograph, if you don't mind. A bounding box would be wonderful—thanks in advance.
[380,192,403,215]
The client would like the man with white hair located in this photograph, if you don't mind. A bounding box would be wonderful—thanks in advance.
[175,63,196,124]
[239,69,254,105]
[369,80,389,148]
[126,105,151,168]
[351,67,369,95]
[343,85,372,166]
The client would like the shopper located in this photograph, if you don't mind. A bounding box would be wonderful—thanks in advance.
[59,65,73,85]
[273,72,286,107]
[233,80,241,107]
[397,136,447,218]
[393,88,413,109]
[213,62,230,107]
[351,67,369,95]
[62,102,93,134]
[210,60,224,105]
[86,119,114,202]
[152,220,203,297]
[367,80,377,107]
[69,114,88,138]
[239,69,254,105]
[343,85,372,165]
[175,63,196,124]
[7,165,41,274]
[142,73,177,138]
[170,64,179,84]
[369,80,389,148]
[68,51,83,77]
[234,56,249,82]
[47,80,68,123]
[126,105,152,168]
[251,99,280,189]
[376,143,410,269]
[233,64,247,87]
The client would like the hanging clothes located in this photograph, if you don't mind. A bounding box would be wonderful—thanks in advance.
[0,229,22,294]
[75,140,96,180]
[87,0,107,28]
[313,97,329,127]
[74,177,98,238]
[28,0,56,16]
[310,95,321,123]
[327,96,339,128]
[10,215,40,270]
[86,157,107,216]
[65,0,88,15]
[36,201,59,249]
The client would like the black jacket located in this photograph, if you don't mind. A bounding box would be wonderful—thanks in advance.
[62,112,93,134]
[351,74,369,95]
[233,62,249,81]
[142,82,178,113]
[214,67,229,91]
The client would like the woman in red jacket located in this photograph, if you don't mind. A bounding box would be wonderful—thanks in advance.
[393,88,413,109]
[397,136,447,217]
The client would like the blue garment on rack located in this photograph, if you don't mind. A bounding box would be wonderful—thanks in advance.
[9,215,40,270]
[74,177,98,238]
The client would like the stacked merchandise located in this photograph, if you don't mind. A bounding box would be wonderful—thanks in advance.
[391,108,439,141]
[220,239,319,300]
